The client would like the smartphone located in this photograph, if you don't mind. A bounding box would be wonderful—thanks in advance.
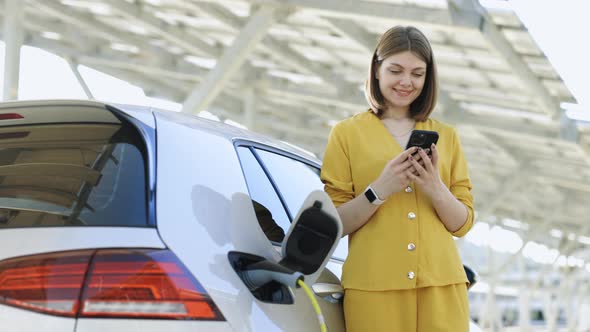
[406,130,439,155]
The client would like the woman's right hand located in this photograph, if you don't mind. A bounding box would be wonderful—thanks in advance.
[370,147,418,200]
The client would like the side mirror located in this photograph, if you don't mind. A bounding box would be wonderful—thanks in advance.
[280,190,342,285]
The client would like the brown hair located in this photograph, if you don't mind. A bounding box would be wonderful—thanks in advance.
[365,26,438,121]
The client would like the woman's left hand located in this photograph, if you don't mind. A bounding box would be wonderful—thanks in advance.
[406,143,445,199]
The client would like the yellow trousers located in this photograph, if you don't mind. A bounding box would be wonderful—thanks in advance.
[344,284,470,332]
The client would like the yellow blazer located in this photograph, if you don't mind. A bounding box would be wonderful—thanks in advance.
[321,111,474,290]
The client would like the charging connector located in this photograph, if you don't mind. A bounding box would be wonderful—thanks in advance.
[240,260,304,291]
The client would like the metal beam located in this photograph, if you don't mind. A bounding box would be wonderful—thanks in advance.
[325,17,376,51]
[194,2,317,75]
[23,19,205,83]
[447,112,558,138]
[476,165,530,219]
[183,6,283,113]
[25,32,244,113]
[67,59,94,99]
[25,31,246,115]
[260,74,562,140]
[31,0,139,44]
[447,90,540,114]
[255,0,458,30]
[447,0,561,119]
[91,65,186,102]
[93,64,244,114]
[532,225,590,289]
[209,19,524,77]
[260,97,336,122]
[195,1,362,94]
[243,88,256,129]
[3,0,24,101]
[481,20,560,117]
[560,109,579,142]
[258,119,328,141]
[30,0,191,73]
[103,0,220,57]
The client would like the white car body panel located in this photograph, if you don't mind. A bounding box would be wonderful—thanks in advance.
[0,305,75,332]
[76,319,233,332]
[0,228,165,261]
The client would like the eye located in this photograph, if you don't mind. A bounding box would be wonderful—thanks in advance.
[412,73,425,78]
[389,70,401,74]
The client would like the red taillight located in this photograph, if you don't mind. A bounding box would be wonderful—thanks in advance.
[0,251,91,316]
[0,249,224,320]
[0,113,24,120]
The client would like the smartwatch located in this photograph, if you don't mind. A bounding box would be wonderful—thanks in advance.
[364,185,385,205]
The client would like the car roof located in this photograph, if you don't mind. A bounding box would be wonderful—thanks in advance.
[0,99,321,166]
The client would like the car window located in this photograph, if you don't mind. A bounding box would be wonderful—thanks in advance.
[255,149,322,216]
[254,148,348,261]
[0,122,148,228]
[236,147,290,244]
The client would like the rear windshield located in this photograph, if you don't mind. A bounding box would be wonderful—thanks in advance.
[0,120,148,228]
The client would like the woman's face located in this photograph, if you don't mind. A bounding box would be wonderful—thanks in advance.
[375,50,427,111]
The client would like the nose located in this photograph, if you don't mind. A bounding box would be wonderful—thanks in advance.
[399,75,412,87]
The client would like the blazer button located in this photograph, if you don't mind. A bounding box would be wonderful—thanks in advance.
[405,186,413,193]
[407,271,415,280]
[408,243,416,251]
[407,212,416,220]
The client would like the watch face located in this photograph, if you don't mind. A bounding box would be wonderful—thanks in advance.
[365,188,377,202]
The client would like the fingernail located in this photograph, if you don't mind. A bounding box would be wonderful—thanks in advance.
[431,143,436,149]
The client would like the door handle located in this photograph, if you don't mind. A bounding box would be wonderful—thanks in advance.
[312,283,344,302]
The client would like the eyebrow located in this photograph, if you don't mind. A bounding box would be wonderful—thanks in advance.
[387,63,426,71]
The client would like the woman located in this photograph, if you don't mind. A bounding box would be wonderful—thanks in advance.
[321,26,474,331]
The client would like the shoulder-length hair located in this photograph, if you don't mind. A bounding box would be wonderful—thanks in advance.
[365,26,438,121]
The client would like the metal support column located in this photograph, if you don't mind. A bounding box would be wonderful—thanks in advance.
[560,108,579,142]
[480,246,502,332]
[182,6,285,114]
[67,59,94,99]
[518,255,532,331]
[243,88,255,130]
[3,0,24,101]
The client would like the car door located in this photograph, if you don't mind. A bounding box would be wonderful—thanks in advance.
[236,144,346,332]
[155,111,350,332]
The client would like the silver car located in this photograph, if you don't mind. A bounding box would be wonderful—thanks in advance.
[0,100,347,332]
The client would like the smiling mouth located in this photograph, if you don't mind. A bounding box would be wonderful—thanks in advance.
[394,89,412,97]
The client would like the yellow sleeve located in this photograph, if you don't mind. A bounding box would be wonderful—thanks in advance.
[320,123,354,207]
[448,128,475,237]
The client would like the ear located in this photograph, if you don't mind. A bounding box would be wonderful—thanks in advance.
[374,66,380,80]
